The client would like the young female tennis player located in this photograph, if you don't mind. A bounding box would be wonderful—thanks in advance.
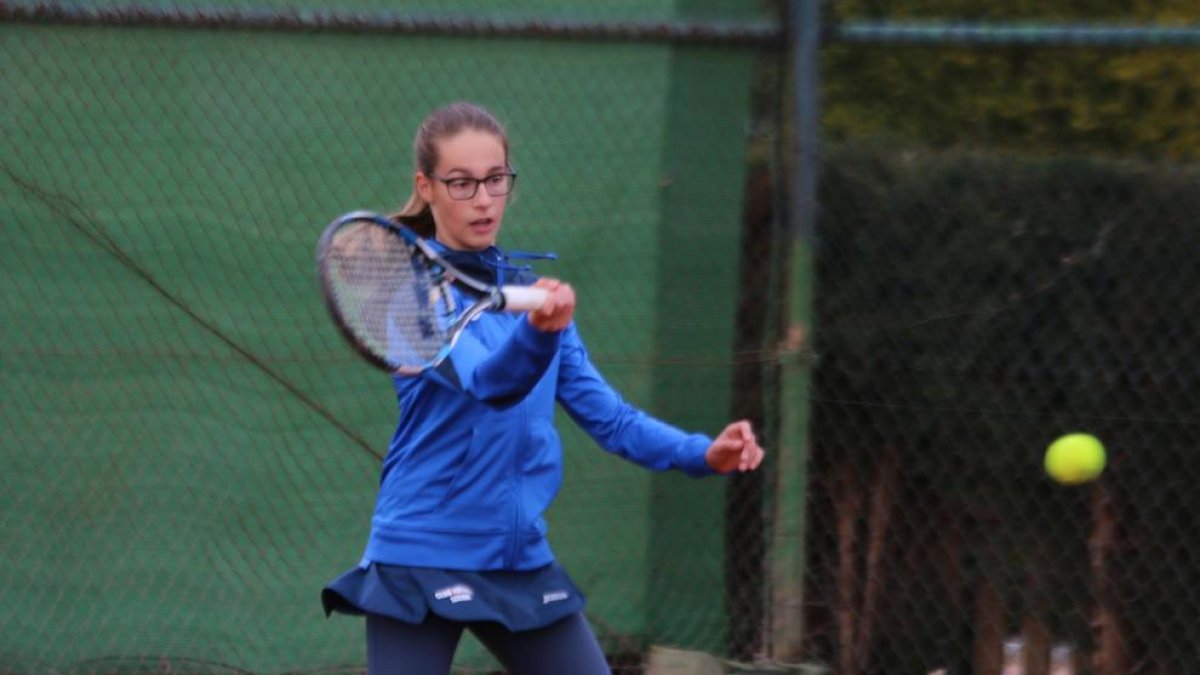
[322,101,765,675]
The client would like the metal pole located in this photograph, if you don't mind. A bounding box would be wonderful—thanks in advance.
[769,0,820,664]
[792,0,820,243]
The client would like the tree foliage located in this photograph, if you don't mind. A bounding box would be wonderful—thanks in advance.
[823,0,1200,160]
[803,145,1200,671]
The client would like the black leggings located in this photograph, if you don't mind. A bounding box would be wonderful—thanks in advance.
[366,611,612,675]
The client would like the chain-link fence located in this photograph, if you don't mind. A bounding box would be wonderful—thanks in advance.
[794,11,1200,675]
[5,1,1200,674]
[800,148,1200,675]
[3,1,771,672]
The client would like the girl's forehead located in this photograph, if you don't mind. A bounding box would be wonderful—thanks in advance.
[435,129,507,169]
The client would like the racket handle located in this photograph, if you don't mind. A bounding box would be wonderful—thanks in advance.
[499,285,548,311]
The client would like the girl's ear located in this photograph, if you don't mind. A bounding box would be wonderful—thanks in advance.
[415,172,434,204]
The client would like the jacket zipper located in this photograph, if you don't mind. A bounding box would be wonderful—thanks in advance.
[505,331,527,568]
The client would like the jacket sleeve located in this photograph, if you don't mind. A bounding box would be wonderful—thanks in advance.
[422,317,561,405]
[555,324,715,477]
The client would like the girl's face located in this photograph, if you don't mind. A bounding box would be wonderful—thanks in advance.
[416,128,510,251]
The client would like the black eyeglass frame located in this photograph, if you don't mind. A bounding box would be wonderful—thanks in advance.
[429,171,518,201]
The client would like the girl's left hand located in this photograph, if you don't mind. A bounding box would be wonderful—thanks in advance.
[705,420,765,473]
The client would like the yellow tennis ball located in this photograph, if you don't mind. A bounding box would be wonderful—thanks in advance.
[1044,433,1106,485]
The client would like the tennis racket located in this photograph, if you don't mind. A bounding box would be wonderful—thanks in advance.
[316,210,547,374]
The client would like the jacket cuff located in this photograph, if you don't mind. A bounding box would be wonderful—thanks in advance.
[512,316,564,355]
[677,434,718,477]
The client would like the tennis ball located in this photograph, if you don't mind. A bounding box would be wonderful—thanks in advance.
[1044,433,1106,485]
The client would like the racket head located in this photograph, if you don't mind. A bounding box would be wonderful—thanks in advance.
[316,211,457,374]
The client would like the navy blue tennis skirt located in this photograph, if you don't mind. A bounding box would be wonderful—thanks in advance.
[321,562,586,632]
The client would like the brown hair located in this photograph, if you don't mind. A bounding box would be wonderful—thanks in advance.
[391,102,510,238]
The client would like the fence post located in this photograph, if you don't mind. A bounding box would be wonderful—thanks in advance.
[769,0,821,663]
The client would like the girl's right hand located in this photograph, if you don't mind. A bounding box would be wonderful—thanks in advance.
[704,420,765,473]
[528,278,576,332]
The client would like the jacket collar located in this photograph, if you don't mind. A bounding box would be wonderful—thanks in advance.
[426,239,555,287]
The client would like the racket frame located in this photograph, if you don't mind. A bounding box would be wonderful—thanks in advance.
[316,210,544,375]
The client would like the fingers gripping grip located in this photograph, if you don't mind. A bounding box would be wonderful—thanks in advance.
[499,285,548,311]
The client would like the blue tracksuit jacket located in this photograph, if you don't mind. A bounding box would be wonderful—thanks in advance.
[360,244,716,571]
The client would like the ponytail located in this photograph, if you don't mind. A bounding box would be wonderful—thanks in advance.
[390,192,435,238]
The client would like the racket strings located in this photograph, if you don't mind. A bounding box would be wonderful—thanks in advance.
[325,221,452,369]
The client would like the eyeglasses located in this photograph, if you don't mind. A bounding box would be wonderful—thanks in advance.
[430,172,518,201]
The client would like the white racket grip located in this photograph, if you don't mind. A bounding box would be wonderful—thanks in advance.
[500,285,548,311]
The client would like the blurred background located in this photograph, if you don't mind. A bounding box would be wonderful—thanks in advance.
[3,1,1198,673]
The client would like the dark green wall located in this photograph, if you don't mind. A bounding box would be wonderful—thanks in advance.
[2,6,760,669]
